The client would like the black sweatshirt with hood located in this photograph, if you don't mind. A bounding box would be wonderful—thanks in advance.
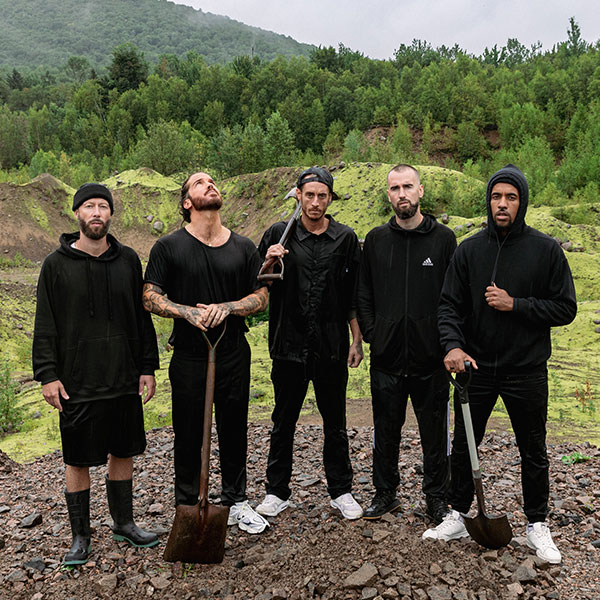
[357,213,457,375]
[438,164,577,373]
[33,233,159,402]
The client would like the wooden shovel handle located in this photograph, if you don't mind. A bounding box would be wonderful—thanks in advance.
[198,323,227,506]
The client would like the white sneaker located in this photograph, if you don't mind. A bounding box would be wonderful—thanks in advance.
[526,522,562,564]
[256,494,290,517]
[422,509,469,541]
[227,501,269,534]
[330,493,363,520]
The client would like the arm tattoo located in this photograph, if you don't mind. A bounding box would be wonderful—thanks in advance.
[142,283,201,321]
[143,283,268,321]
[221,287,268,317]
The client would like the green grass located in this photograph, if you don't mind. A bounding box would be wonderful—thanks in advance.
[1,162,599,461]
[103,168,180,191]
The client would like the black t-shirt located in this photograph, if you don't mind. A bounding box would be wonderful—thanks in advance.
[145,228,261,351]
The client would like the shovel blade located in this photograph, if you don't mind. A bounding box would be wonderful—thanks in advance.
[464,513,513,550]
[163,502,230,564]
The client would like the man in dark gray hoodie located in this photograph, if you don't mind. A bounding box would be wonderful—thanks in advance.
[423,165,577,564]
[33,183,159,566]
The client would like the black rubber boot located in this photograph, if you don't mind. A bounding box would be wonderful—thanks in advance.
[64,489,91,566]
[106,477,159,548]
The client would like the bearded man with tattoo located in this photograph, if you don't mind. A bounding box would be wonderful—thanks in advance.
[143,171,270,534]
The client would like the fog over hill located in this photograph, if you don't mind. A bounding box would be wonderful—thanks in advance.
[0,0,313,70]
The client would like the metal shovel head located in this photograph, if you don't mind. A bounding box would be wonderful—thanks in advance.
[463,512,513,550]
[163,502,230,564]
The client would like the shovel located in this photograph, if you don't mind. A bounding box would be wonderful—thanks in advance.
[257,187,300,282]
[163,324,230,564]
[448,362,512,549]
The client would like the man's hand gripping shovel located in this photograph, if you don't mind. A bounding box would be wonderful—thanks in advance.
[448,362,513,549]
[257,187,300,282]
[163,324,229,564]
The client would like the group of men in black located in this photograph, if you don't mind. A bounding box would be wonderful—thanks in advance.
[32,162,576,567]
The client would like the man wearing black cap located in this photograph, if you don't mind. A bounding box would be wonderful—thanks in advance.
[423,165,577,564]
[255,167,364,520]
[33,183,160,566]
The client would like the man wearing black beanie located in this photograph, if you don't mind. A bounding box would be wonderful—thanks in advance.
[423,165,577,564]
[33,182,159,565]
[72,182,114,214]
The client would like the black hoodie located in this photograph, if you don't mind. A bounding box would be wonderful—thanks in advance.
[438,164,577,373]
[357,213,457,375]
[33,233,159,401]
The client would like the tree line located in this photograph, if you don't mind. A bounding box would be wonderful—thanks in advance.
[1,19,599,216]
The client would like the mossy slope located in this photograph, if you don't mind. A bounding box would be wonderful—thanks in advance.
[1,163,600,460]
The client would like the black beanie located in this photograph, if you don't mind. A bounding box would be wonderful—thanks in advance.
[73,183,114,214]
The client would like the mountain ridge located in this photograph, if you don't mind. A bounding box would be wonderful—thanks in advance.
[0,0,313,70]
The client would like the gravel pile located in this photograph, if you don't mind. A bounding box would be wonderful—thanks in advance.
[0,423,599,600]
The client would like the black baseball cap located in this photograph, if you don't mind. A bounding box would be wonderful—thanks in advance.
[296,167,339,200]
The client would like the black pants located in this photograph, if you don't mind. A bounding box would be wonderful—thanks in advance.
[449,368,549,523]
[265,359,353,500]
[371,368,449,498]
[169,337,250,506]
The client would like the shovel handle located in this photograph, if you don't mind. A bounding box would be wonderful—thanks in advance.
[453,361,485,509]
[199,323,227,505]
[461,399,481,476]
[447,360,472,398]
[257,257,285,282]
[257,196,301,283]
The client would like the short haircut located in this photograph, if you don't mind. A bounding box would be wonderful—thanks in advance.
[387,164,420,185]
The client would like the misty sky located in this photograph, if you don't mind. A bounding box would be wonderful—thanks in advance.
[172,0,599,59]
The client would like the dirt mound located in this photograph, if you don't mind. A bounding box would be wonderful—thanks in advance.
[0,177,74,262]
[0,173,178,262]
[0,424,598,599]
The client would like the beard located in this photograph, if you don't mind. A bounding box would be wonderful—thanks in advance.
[392,200,419,220]
[190,194,223,212]
[493,211,513,230]
[79,216,110,240]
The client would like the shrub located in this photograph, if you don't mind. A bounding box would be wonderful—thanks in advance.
[0,359,22,435]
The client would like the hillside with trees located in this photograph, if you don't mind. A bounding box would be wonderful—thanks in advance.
[0,0,312,69]
[1,17,599,228]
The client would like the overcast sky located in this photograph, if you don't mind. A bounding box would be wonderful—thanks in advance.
[173,0,599,60]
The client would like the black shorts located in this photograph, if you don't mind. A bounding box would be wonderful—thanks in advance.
[59,395,147,467]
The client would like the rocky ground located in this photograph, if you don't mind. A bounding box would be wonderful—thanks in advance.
[0,422,599,600]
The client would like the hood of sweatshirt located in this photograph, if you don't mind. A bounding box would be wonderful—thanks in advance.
[57,232,123,261]
[56,232,123,318]
[485,163,529,236]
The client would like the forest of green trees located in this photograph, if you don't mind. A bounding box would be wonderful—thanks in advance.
[1,18,599,219]
[0,0,312,68]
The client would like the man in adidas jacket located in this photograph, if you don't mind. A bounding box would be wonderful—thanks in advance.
[423,164,577,564]
[357,164,457,522]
